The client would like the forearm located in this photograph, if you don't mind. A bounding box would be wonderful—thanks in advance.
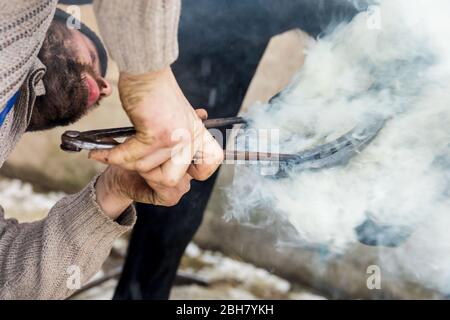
[0,177,135,299]
[96,170,133,221]
[93,0,181,74]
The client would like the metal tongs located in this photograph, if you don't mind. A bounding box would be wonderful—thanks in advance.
[60,116,385,167]
[60,117,299,162]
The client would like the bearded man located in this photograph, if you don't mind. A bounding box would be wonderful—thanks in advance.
[0,0,222,299]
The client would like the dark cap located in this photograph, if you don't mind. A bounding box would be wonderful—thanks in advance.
[53,8,108,77]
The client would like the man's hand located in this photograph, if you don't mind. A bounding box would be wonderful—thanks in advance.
[95,166,192,221]
[89,67,223,189]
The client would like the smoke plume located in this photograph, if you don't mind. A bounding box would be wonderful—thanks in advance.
[227,0,450,293]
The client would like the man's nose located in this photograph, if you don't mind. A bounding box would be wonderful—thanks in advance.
[100,79,112,97]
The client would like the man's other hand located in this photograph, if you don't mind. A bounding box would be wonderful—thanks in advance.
[96,166,192,220]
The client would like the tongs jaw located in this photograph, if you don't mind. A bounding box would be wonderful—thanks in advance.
[61,127,133,152]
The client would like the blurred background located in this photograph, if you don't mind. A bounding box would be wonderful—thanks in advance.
[1,2,444,300]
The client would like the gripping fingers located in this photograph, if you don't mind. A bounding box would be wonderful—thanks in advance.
[195,108,208,121]
[188,128,224,181]
[151,174,193,206]
[89,135,167,170]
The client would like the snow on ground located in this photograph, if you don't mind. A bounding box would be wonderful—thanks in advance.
[0,176,65,221]
[73,243,326,300]
[172,243,325,300]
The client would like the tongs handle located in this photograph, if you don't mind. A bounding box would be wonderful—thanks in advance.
[60,116,300,163]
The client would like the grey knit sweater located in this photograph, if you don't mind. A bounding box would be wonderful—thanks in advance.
[0,0,180,299]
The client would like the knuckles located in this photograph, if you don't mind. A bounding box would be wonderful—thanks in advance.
[162,191,183,206]
[135,160,150,174]
[182,181,192,193]
[159,181,191,206]
[160,176,182,188]
[163,197,180,207]
[194,151,224,181]
[193,169,213,182]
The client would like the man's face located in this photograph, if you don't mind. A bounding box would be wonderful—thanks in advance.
[28,21,112,131]
[69,28,112,108]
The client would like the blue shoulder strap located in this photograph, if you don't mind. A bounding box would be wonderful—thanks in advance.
[0,91,20,127]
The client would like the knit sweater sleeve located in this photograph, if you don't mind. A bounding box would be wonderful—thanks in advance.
[0,177,136,299]
[0,0,57,108]
[0,0,137,300]
[93,0,181,74]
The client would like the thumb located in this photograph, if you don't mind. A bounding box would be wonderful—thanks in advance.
[195,108,208,121]
[89,149,111,164]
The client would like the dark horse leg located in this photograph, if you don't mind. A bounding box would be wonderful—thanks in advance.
[113,0,358,300]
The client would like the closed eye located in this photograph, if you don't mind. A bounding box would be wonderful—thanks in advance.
[89,49,98,71]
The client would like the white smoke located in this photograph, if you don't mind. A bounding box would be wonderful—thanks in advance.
[227,0,450,293]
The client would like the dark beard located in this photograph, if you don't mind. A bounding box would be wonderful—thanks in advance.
[28,18,107,132]
[27,62,105,132]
